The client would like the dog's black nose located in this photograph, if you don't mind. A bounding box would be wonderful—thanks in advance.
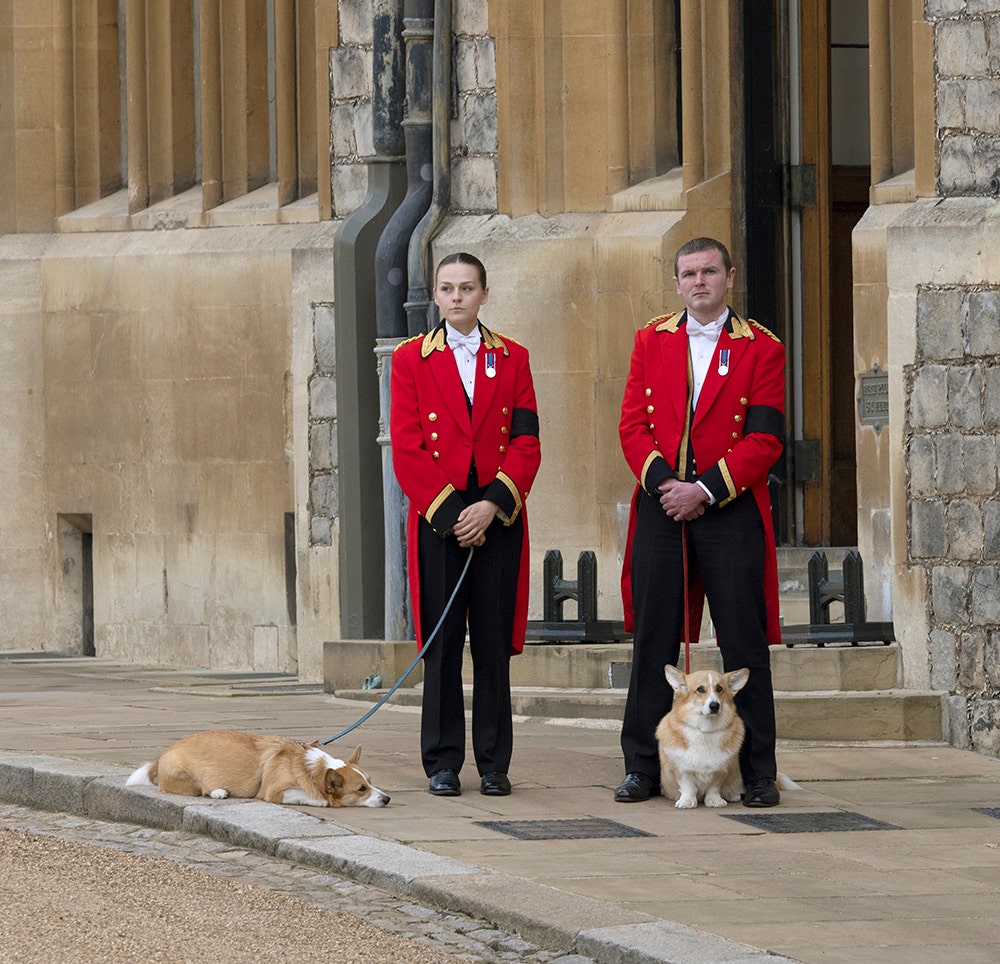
[708,700,720,714]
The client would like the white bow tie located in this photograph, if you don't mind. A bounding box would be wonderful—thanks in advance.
[448,331,481,354]
[687,319,725,340]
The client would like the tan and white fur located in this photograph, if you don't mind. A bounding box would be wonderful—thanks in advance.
[126,729,390,808]
[655,665,749,809]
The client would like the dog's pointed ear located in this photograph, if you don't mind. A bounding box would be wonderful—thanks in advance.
[664,664,687,693]
[727,667,750,694]
[348,746,362,765]
[325,768,345,791]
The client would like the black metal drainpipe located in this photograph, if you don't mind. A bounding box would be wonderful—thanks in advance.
[374,0,437,640]
[406,0,452,336]
[332,0,407,639]
[376,0,434,339]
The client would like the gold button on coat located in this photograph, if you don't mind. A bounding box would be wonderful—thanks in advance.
[428,412,438,421]
[430,432,438,441]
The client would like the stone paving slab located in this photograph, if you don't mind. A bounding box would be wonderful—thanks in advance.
[2,656,1000,963]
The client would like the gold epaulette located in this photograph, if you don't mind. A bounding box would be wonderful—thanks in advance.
[392,333,423,353]
[749,318,781,343]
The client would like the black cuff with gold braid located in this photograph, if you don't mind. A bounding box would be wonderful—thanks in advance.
[696,464,732,506]
[426,487,466,536]
[484,478,517,521]
[642,455,674,498]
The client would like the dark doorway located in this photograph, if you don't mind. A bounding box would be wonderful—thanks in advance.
[58,514,94,656]
[829,166,867,545]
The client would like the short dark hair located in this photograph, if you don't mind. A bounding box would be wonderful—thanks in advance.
[435,252,487,288]
[673,237,732,276]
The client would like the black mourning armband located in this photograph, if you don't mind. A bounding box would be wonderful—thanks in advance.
[744,404,784,439]
[510,408,539,439]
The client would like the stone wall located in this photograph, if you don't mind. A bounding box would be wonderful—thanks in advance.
[908,284,1000,754]
[39,226,326,672]
[329,0,500,217]
[0,224,338,675]
[932,2,1000,194]
[452,4,498,213]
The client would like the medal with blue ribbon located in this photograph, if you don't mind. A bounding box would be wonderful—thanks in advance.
[718,348,730,376]
[485,351,497,378]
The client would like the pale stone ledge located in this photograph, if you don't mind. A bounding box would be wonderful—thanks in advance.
[57,185,320,233]
[610,168,685,213]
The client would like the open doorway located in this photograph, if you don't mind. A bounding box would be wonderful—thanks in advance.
[795,0,869,546]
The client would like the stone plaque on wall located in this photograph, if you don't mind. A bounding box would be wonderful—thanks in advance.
[857,365,888,433]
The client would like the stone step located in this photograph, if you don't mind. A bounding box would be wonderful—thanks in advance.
[332,684,947,744]
[323,639,902,694]
[323,636,938,744]
[510,640,902,692]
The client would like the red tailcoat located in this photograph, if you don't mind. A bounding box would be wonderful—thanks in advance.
[619,309,785,644]
[390,322,541,653]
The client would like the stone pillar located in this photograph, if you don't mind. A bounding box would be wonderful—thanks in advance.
[376,337,411,640]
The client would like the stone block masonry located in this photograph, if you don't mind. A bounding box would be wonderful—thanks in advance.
[309,303,338,548]
[908,284,1000,754]
[328,0,499,218]
[932,6,1000,195]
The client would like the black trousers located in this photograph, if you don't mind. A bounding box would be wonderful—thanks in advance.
[621,488,777,784]
[417,506,523,777]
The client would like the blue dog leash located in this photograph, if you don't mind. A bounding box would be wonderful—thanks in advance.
[322,546,475,745]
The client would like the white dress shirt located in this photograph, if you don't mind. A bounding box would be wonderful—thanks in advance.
[446,322,481,402]
[686,309,728,504]
[687,309,727,409]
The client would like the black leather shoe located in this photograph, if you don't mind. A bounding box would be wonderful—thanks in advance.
[743,777,780,808]
[428,769,461,796]
[480,772,512,796]
[614,772,661,803]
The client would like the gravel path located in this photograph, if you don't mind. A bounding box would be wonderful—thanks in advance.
[0,806,584,964]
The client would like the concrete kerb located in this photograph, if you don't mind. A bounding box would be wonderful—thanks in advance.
[575,922,800,964]
[183,800,355,852]
[410,871,657,954]
[0,753,795,964]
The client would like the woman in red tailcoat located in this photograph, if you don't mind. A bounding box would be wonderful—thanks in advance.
[390,253,541,799]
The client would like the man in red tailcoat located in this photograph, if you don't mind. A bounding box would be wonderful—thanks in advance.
[616,237,785,808]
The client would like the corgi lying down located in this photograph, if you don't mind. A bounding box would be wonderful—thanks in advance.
[127,729,390,808]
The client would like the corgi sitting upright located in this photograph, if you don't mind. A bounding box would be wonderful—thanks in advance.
[654,665,749,809]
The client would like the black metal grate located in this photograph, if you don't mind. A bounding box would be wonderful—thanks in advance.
[475,818,655,841]
[973,807,1000,820]
[723,811,902,833]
